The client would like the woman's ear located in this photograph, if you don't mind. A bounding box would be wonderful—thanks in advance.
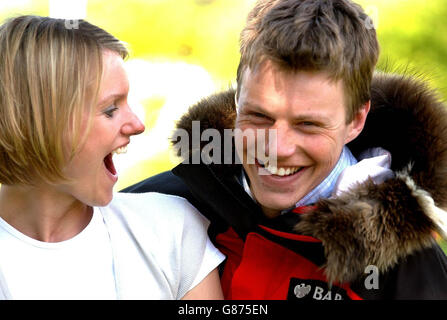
[344,100,370,144]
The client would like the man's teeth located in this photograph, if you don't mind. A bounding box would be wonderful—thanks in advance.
[112,146,128,155]
[265,165,302,176]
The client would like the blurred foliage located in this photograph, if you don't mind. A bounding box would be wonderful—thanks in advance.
[87,0,254,86]
[441,240,447,255]
[1,0,447,193]
[359,0,447,95]
[0,0,48,18]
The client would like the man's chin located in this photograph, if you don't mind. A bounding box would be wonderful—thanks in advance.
[258,199,299,218]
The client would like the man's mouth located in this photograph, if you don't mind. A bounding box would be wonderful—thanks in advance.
[257,158,304,177]
[103,145,128,176]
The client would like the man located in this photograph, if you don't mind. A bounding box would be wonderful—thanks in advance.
[124,0,447,299]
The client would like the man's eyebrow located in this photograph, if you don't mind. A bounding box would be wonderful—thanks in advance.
[240,100,332,123]
[97,93,126,106]
[239,101,272,116]
[291,114,331,123]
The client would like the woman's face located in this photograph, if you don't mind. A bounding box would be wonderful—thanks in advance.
[58,51,145,206]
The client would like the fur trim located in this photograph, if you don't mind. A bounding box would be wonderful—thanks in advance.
[172,89,238,174]
[294,167,445,284]
[173,89,236,156]
[173,72,447,283]
[396,167,447,239]
[349,72,447,209]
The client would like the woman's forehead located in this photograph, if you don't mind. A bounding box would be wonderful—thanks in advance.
[96,51,129,106]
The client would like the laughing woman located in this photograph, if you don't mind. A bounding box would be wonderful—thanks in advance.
[0,16,224,300]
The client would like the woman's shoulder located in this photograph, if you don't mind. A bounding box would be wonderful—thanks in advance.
[95,193,213,299]
[99,192,208,232]
[110,191,195,212]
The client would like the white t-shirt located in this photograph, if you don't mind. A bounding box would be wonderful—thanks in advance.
[0,192,225,300]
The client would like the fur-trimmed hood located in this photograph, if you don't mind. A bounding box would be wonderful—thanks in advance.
[173,72,447,284]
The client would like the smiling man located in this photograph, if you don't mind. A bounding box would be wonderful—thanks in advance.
[125,0,447,299]
[235,63,369,218]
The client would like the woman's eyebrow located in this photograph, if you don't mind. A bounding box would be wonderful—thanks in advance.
[97,93,126,106]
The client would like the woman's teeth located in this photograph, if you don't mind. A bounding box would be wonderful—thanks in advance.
[112,146,127,155]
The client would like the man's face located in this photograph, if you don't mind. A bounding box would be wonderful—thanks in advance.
[235,61,368,218]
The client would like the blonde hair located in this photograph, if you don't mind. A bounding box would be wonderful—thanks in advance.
[0,15,128,185]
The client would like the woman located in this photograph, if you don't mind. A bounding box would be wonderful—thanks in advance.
[0,15,224,299]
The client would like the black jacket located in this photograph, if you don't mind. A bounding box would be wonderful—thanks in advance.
[123,72,447,299]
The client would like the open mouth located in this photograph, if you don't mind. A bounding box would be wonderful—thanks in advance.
[257,158,304,177]
[103,146,128,176]
[104,153,117,175]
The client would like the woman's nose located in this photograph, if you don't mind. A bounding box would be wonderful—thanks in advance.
[121,106,145,136]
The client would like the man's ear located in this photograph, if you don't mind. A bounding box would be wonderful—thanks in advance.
[344,100,370,144]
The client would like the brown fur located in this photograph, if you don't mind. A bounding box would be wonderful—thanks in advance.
[294,173,439,284]
[173,72,447,284]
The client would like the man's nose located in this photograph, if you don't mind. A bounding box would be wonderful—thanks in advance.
[271,122,296,159]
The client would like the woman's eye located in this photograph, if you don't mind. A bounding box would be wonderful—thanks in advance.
[103,105,118,118]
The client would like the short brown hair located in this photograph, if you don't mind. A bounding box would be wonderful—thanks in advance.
[237,0,379,123]
[0,15,127,185]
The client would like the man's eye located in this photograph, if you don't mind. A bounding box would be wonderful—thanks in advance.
[249,112,272,122]
[301,121,315,126]
[296,121,323,132]
[253,112,269,119]
[103,105,118,118]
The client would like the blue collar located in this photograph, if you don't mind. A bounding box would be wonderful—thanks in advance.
[294,146,357,208]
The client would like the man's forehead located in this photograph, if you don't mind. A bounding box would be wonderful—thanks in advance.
[242,61,341,89]
[236,68,349,125]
